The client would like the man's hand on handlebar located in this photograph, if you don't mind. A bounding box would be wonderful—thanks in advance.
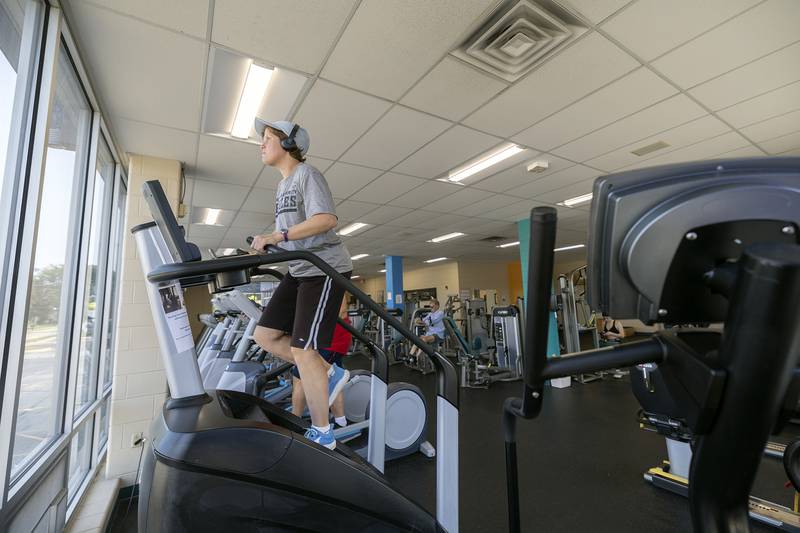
[250,232,282,252]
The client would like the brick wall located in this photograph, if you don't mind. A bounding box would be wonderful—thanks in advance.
[105,155,180,486]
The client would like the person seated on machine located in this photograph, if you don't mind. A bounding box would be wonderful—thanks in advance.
[600,314,626,345]
[291,299,352,428]
[250,118,353,450]
[409,299,445,358]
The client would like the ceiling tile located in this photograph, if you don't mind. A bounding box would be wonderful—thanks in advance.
[551,95,707,162]
[423,187,494,211]
[562,0,632,24]
[688,41,800,111]
[192,180,250,210]
[211,0,357,73]
[652,0,800,89]
[399,57,508,121]
[187,223,228,240]
[350,173,426,203]
[717,80,800,128]
[513,68,678,151]
[304,156,335,174]
[621,131,751,170]
[387,180,462,208]
[294,80,392,159]
[471,153,572,192]
[456,194,526,217]
[68,2,206,130]
[740,110,800,143]
[601,0,760,61]
[221,226,266,247]
[321,0,497,99]
[231,211,272,228]
[240,187,276,214]
[112,116,198,167]
[254,167,284,189]
[390,210,440,228]
[759,131,800,155]
[360,205,413,225]
[324,162,383,199]
[340,106,451,170]
[512,165,599,199]
[81,0,210,38]
[336,200,382,220]
[392,126,502,178]
[534,179,595,205]
[195,135,262,186]
[463,32,639,137]
[778,147,800,156]
[717,145,765,158]
[586,115,731,171]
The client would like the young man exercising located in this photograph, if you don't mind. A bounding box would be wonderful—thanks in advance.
[250,118,352,449]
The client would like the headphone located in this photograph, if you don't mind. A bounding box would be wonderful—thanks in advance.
[281,124,300,152]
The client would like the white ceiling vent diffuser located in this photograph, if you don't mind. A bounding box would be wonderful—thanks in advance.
[451,0,588,83]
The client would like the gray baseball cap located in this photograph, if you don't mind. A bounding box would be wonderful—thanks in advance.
[254,118,311,156]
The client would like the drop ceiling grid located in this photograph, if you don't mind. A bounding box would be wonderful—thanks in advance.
[68,0,800,265]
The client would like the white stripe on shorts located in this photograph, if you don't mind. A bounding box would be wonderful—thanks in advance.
[304,276,332,350]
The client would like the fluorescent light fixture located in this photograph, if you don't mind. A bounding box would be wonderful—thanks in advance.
[351,253,369,260]
[351,275,361,279]
[269,266,281,270]
[425,257,448,263]
[558,192,593,208]
[201,208,222,225]
[554,244,585,252]
[448,143,524,183]
[339,222,369,236]
[379,269,386,273]
[219,248,237,255]
[428,232,465,243]
[231,63,273,139]
[496,241,520,248]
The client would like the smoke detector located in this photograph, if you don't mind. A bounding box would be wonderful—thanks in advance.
[526,160,549,173]
[451,0,588,83]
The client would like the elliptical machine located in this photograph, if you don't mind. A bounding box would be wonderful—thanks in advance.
[503,157,800,532]
[133,180,459,532]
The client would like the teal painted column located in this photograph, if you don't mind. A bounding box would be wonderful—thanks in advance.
[517,217,560,358]
[385,256,403,309]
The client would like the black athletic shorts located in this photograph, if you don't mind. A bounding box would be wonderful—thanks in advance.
[258,271,351,350]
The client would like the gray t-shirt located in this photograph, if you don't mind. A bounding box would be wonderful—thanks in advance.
[273,163,352,277]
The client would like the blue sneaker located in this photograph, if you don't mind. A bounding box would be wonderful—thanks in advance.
[304,427,336,450]
[328,365,350,407]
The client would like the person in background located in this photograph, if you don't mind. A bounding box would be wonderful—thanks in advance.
[600,314,626,343]
[408,299,445,359]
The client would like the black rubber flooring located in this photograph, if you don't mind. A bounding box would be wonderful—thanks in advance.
[109,353,796,532]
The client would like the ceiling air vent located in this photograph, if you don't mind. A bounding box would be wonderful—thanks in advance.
[451,0,588,83]
[631,140,670,157]
[479,236,506,243]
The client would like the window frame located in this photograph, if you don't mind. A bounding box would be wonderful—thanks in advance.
[0,3,128,520]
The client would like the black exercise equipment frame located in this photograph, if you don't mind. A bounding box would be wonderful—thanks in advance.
[503,207,800,533]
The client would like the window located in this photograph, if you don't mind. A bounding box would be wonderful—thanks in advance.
[74,137,114,416]
[67,419,93,502]
[102,179,126,390]
[96,398,109,452]
[11,44,92,478]
[0,0,22,196]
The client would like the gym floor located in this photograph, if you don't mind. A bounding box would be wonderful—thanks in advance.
[109,351,793,532]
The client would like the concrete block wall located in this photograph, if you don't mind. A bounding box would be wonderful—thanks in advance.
[105,154,180,486]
